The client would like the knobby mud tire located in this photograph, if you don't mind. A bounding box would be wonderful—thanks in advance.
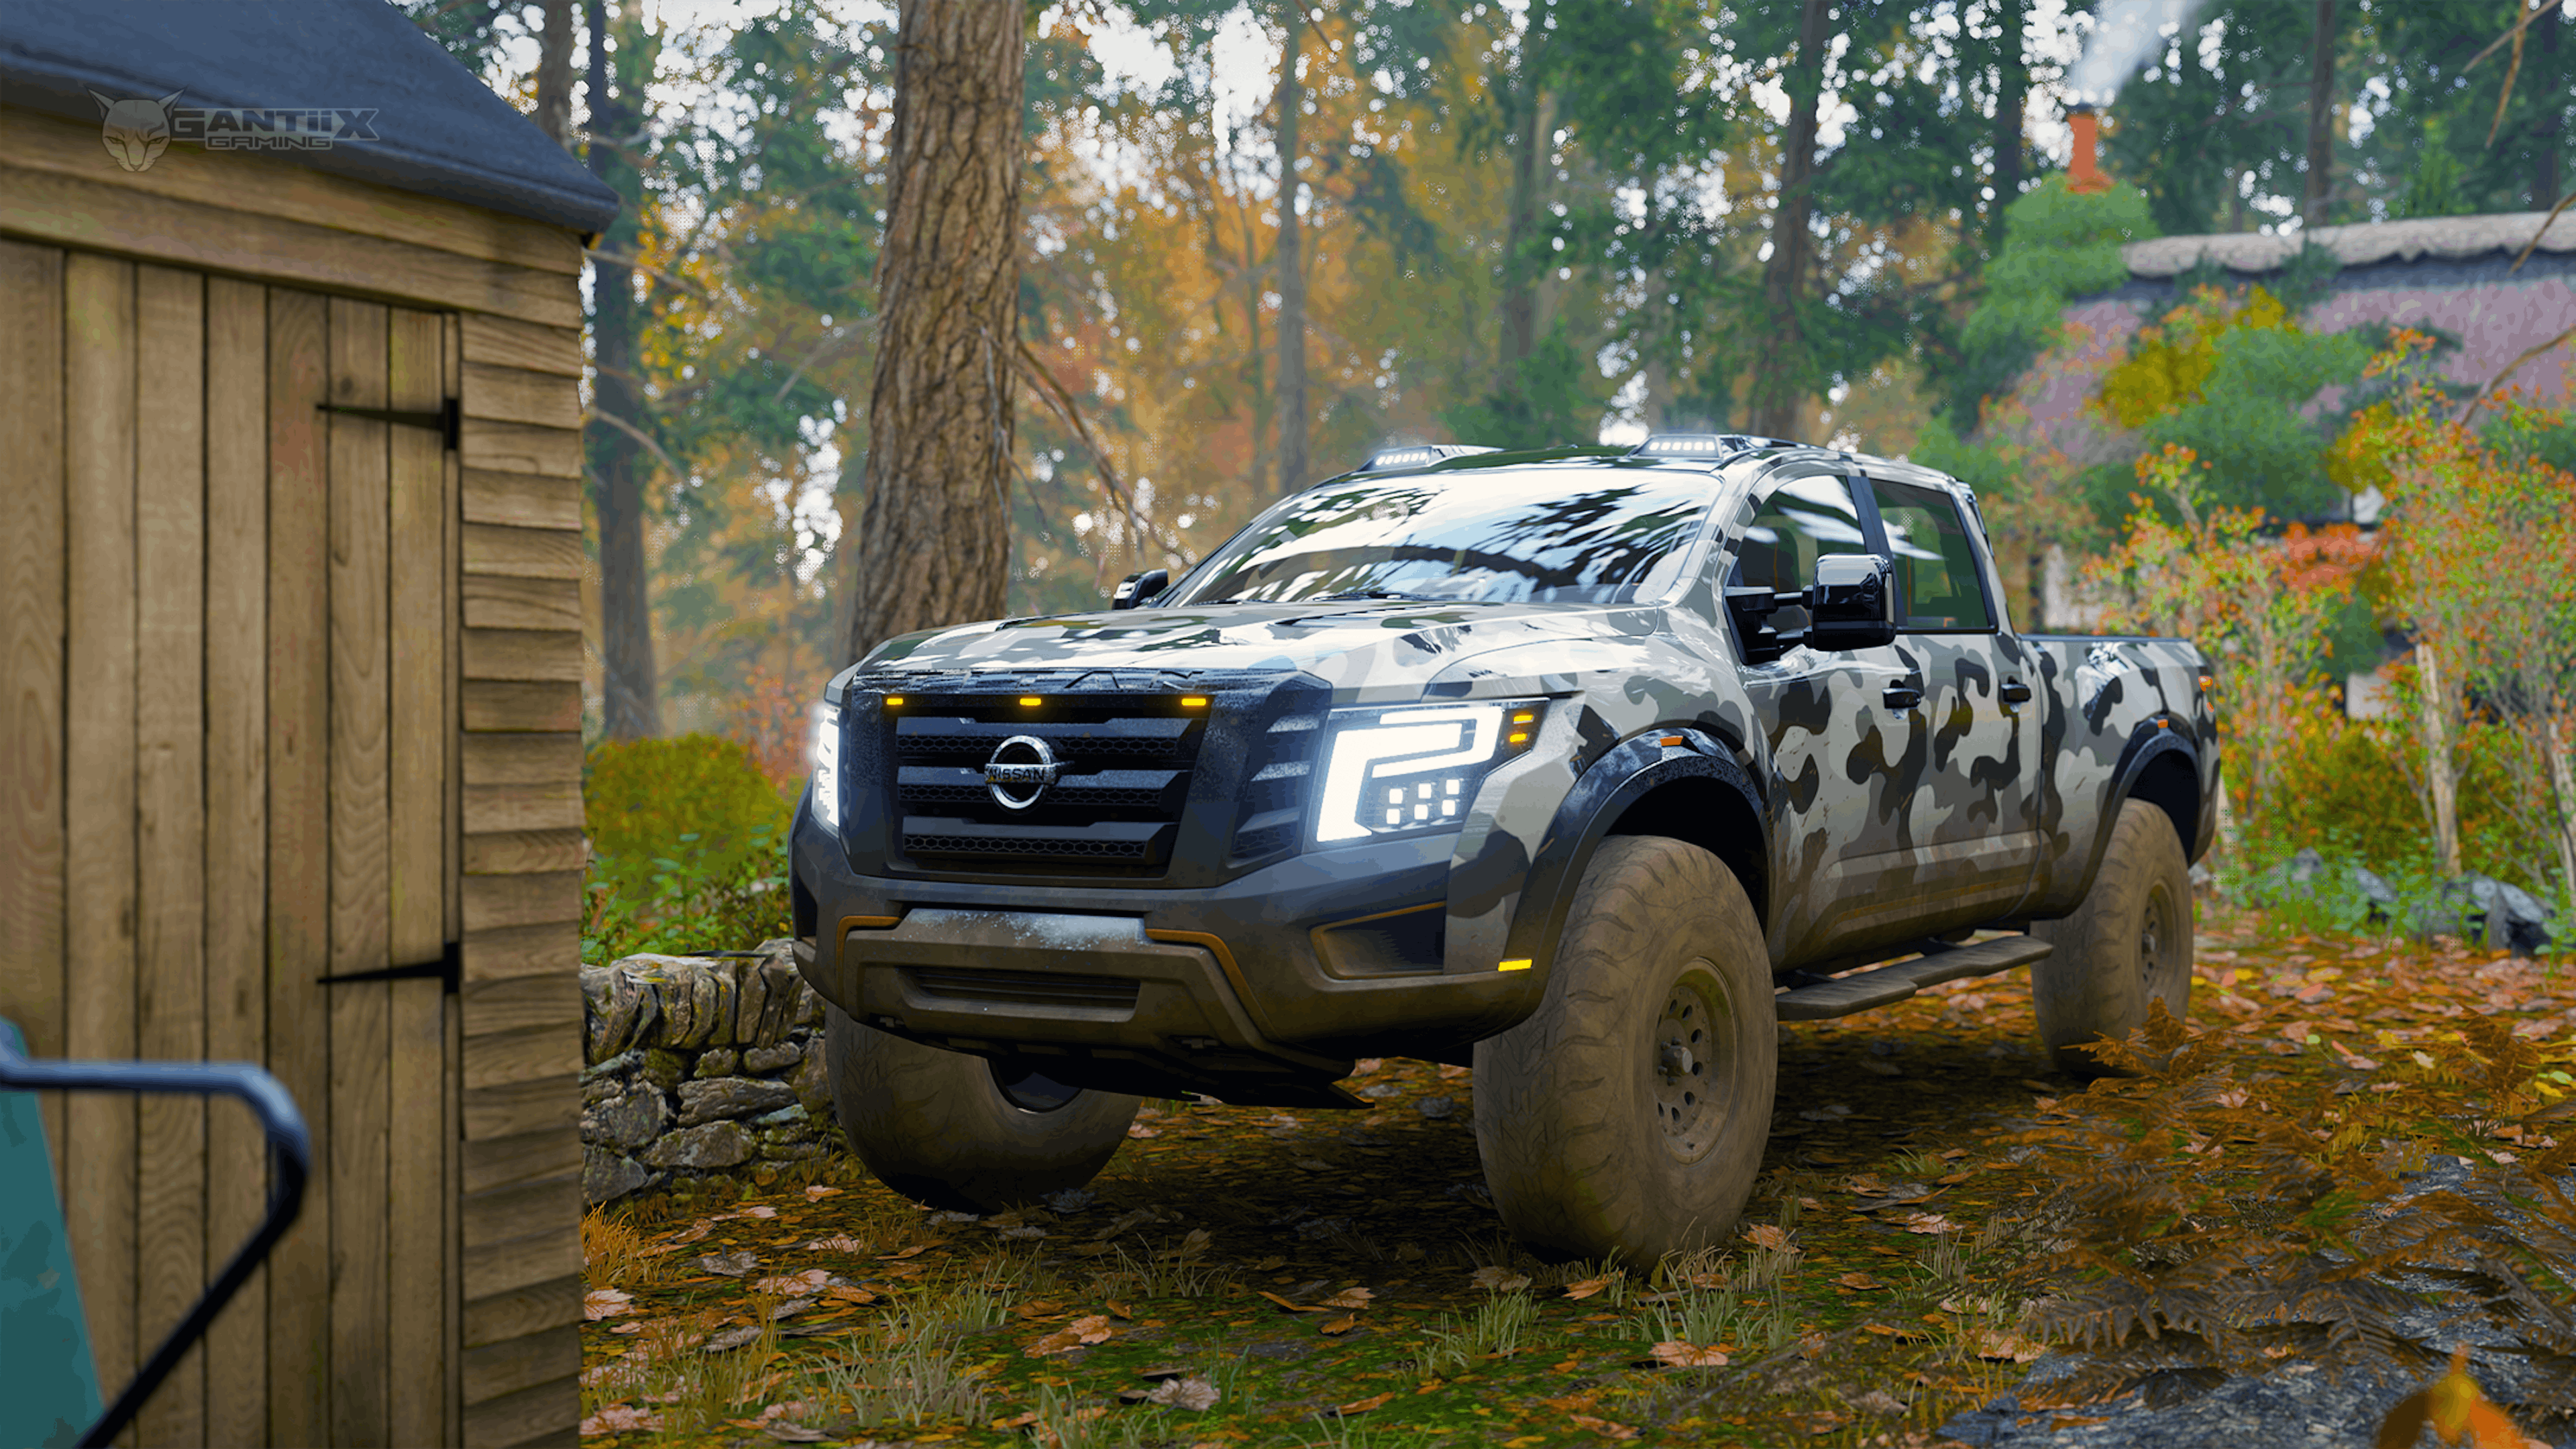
[825,1005,1139,1212]
[1472,835,1777,1266]
[2031,798,2195,1077]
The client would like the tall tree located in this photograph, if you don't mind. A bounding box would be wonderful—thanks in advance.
[535,0,576,148]
[1989,0,2028,254]
[1748,0,1832,439]
[2304,0,2339,225]
[587,0,661,738]
[1273,3,1310,495]
[843,0,1026,662]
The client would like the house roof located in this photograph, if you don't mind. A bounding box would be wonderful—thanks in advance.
[2125,211,2576,278]
[1,0,619,235]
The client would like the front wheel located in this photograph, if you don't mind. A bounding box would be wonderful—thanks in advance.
[1472,835,1777,1265]
[2030,798,2194,1077]
[825,1006,1139,1212]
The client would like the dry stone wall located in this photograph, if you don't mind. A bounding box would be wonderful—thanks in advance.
[580,939,841,1203]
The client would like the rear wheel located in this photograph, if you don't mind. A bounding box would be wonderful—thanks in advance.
[825,1006,1139,1212]
[2031,799,2194,1077]
[1472,836,1777,1265]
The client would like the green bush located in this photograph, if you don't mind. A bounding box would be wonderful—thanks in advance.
[582,735,798,966]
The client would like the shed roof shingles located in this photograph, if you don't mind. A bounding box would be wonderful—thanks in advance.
[1,0,617,235]
[2124,211,2576,279]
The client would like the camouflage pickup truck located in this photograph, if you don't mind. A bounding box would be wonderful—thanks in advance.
[788,435,2220,1263]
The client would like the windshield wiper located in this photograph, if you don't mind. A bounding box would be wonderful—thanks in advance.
[1311,589,1436,602]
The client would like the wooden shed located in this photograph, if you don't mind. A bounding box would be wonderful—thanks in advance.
[0,6,614,1444]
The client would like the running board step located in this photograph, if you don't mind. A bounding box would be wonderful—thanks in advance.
[1771,935,2053,1022]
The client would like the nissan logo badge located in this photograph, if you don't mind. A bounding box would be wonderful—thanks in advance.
[983,735,1061,810]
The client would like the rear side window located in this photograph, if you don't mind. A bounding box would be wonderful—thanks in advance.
[1866,478,1993,632]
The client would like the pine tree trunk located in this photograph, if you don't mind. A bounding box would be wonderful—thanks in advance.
[536,0,576,149]
[843,0,1025,662]
[2420,641,2462,877]
[1273,3,1309,496]
[587,0,661,739]
[2303,0,2337,227]
[1750,0,1831,439]
[1987,0,2026,254]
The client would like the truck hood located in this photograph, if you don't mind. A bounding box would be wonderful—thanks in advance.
[858,598,1650,691]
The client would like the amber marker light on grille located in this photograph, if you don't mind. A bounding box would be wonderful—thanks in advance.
[1181,696,1208,707]
[1020,696,1042,706]
[1497,958,1532,971]
[884,696,904,706]
[1509,732,1530,744]
[1512,712,1536,724]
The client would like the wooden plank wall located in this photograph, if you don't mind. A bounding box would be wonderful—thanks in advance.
[0,229,586,1446]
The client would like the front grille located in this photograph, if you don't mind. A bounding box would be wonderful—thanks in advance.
[840,669,1329,886]
[888,697,1204,875]
[905,966,1142,1012]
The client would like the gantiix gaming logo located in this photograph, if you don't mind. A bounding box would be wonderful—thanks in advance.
[91,91,380,173]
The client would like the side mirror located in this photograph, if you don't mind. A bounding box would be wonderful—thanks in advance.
[1110,568,1169,610]
[1806,553,1896,649]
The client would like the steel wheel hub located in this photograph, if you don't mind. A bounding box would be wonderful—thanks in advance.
[1653,972,1722,1161]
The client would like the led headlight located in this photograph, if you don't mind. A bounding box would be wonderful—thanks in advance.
[810,702,842,830]
[1314,700,1544,844]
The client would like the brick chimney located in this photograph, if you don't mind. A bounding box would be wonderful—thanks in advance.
[2066,103,2110,194]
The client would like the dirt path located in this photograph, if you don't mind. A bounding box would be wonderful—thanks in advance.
[578,908,2575,1448]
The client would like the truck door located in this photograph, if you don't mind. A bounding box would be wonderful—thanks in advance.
[1859,474,2042,921]
[1724,472,1933,969]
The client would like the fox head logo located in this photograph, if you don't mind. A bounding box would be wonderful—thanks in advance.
[91,90,184,172]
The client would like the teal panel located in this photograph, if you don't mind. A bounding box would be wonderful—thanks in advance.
[0,1020,102,1449]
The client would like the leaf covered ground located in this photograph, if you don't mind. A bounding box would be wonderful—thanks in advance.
[578,903,2576,1448]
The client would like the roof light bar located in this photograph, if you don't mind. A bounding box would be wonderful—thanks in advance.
[1629,432,1786,457]
[1360,443,1502,472]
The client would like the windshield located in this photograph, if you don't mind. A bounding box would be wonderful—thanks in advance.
[1168,466,1719,606]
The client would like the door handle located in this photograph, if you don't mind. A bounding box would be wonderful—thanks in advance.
[1882,681,1923,710]
[2000,678,2033,705]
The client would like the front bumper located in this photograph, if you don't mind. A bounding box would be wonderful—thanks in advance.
[790,808,1546,1108]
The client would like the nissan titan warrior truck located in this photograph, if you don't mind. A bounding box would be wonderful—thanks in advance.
[788,433,2220,1264]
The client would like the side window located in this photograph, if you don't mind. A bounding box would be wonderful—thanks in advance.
[1866,477,1994,632]
[1727,474,1871,641]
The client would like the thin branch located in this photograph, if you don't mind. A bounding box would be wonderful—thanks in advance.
[2464,0,2565,70]
[1013,339,1192,560]
[2512,189,2576,274]
[584,246,712,301]
[2455,320,2576,424]
[771,326,859,404]
[588,405,690,483]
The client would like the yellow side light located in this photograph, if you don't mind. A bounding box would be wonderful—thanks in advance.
[1509,732,1530,745]
[884,696,905,706]
[1512,712,1536,724]
[1020,696,1042,706]
[1497,958,1533,972]
[1181,696,1209,707]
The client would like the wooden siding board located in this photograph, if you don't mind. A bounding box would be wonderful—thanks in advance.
[459,1175,582,1252]
[0,107,584,276]
[461,1324,581,1404]
[461,470,581,531]
[463,871,586,932]
[264,284,331,1448]
[462,1274,581,1351]
[462,522,584,580]
[462,828,586,876]
[461,733,584,786]
[0,162,582,327]
[458,314,582,378]
[460,1126,582,1197]
[458,1367,578,1448]
[458,420,582,480]
[200,273,270,1449]
[387,305,450,1448]
[462,362,582,431]
[460,1021,582,1092]
[464,783,584,835]
[325,297,394,1449]
[62,250,140,1401]
[462,1075,582,1142]
[0,242,66,1187]
[462,629,584,684]
[459,1221,583,1301]
[460,922,582,986]
[132,264,207,1449]
[459,971,583,1040]
[462,681,583,733]
[463,575,584,633]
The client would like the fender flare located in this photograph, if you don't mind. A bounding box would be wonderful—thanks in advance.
[2065,716,2201,901]
[1495,727,1767,986]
